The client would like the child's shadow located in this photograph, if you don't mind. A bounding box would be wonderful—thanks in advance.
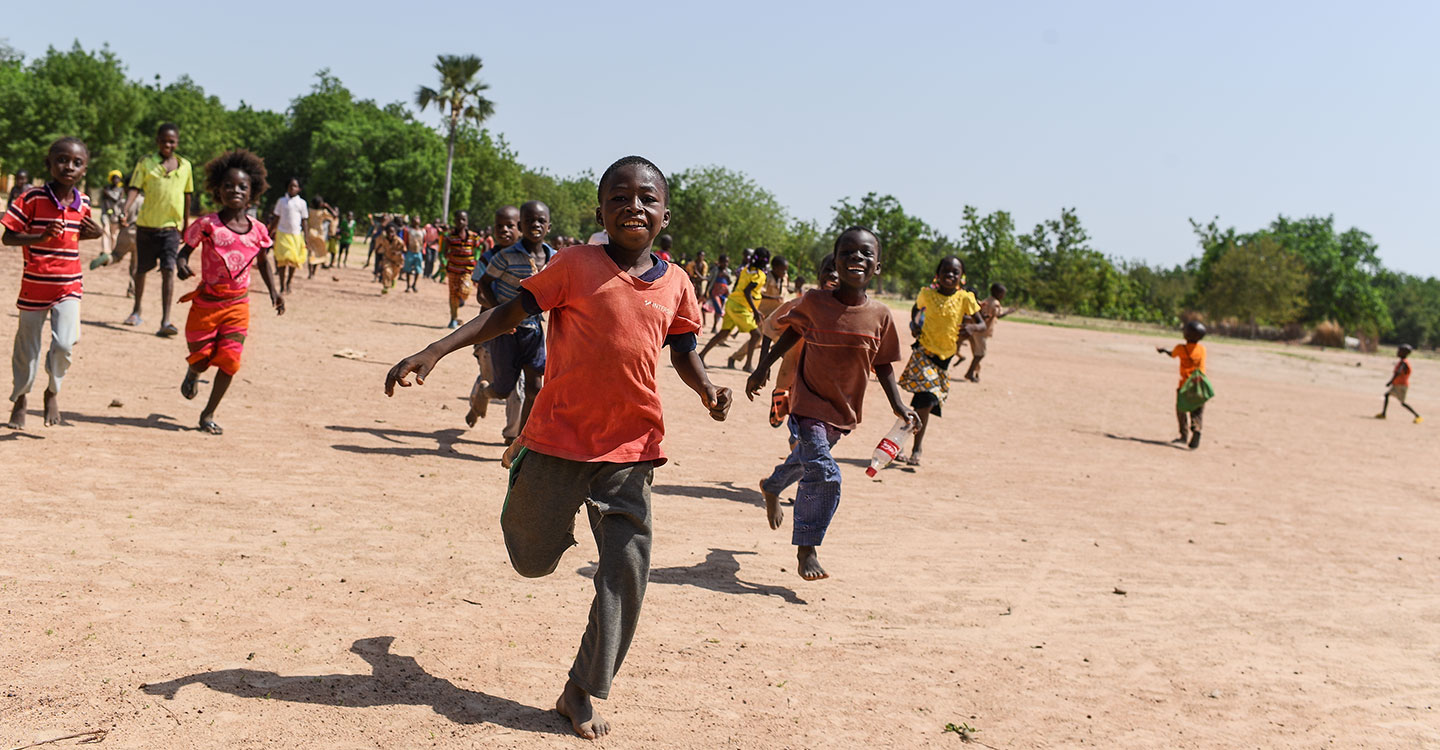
[653,481,764,508]
[139,636,567,735]
[326,424,503,462]
[1102,432,1187,450]
[578,548,806,605]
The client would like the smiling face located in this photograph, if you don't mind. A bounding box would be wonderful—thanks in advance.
[46,141,89,189]
[156,129,178,159]
[935,257,962,292]
[834,230,880,290]
[216,168,252,211]
[595,164,669,253]
[520,202,551,245]
[818,254,840,290]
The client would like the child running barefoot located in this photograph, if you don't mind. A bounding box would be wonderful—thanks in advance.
[1376,344,1422,423]
[898,256,981,466]
[375,224,404,293]
[1157,320,1211,449]
[698,247,769,370]
[386,156,731,739]
[3,137,102,429]
[402,217,424,293]
[441,210,481,328]
[175,150,284,435]
[745,228,915,580]
[959,282,1014,382]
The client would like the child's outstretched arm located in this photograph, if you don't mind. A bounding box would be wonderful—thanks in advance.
[874,362,919,426]
[744,327,801,399]
[1156,346,1173,356]
[385,296,530,395]
[256,247,284,315]
[671,346,732,422]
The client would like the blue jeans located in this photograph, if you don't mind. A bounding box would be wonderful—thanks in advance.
[761,416,845,547]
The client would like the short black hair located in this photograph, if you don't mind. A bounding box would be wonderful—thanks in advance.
[598,155,668,203]
[157,122,179,137]
[771,255,788,269]
[990,282,1007,297]
[204,149,268,205]
[834,226,881,253]
[48,136,88,157]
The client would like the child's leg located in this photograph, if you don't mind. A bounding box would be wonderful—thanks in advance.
[1174,404,1189,441]
[790,417,843,580]
[910,402,934,462]
[40,299,79,426]
[198,372,233,434]
[1401,399,1420,419]
[503,370,526,442]
[1379,393,1390,417]
[7,308,46,428]
[1188,404,1204,448]
[741,331,761,370]
[698,328,731,360]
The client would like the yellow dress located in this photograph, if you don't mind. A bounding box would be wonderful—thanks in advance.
[305,208,334,265]
[721,267,767,332]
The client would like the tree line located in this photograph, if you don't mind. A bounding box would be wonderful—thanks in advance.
[2,42,1436,347]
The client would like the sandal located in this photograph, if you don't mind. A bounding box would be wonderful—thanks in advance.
[180,371,199,400]
[198,419,223,435]
[769,390,789,428]
[122,313,143,327]
[157,323,179,338]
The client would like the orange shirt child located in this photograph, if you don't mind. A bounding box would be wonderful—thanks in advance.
[1171,342,1206,388]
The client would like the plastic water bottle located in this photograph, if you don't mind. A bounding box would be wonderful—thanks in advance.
[865,416,918,477]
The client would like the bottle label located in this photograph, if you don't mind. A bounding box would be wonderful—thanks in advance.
[877,438,900,460]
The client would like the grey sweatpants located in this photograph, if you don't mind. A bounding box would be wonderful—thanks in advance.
[500,449,653,700]
[11,299,80,402]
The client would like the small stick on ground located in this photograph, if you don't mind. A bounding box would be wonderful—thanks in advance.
[7,730,109,750]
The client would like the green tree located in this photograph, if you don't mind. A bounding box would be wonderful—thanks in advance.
[957,206,1032,302]
[669,166,789,261]
[1198,236,1308,335]
[1376,271,1440,349]
[415,54,494,221]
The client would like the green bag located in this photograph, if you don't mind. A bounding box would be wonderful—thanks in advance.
[1176,370,1215,413]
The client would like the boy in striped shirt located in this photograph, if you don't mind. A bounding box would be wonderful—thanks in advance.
[3,138,102,428]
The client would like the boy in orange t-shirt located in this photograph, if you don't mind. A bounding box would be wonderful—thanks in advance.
[1157,320,1207,448]
[1376,344,1421,423]
[385,156,731,741]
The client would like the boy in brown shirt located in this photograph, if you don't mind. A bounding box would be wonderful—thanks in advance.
[745,227,915,581]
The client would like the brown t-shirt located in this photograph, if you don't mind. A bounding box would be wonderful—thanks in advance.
[780,290,902,431]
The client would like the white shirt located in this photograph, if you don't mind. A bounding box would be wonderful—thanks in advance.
[587,230,609,245]
[271,195,309,235]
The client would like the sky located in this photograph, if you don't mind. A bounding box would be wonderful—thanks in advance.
[7,1,1437,275]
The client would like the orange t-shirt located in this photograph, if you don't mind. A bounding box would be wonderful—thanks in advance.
[1393,359,1412,386]
[519,245,701,464]
[1172,342,1206,388]
[780,290,902,431]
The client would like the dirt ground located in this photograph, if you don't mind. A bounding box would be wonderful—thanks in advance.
[2,240,1437,750]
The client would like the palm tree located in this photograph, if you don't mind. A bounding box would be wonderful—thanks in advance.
[416,54,495,220]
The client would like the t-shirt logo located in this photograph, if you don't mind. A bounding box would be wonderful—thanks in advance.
[643,299,672,315]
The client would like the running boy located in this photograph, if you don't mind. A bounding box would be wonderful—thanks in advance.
[375,223,404,293]
[745,228,913,581]
[3,138,101,428]
[899,256,981,466]
[442,210,481,328]
[1157,320,1210,449]
[386,156,730,739]
[1377,344,1422,423]
[402,216,424,293]
[698,247,769,370]
[959,282,1014,382]
[175,150,284,435]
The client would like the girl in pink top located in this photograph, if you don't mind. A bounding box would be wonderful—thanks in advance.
[175,150,284,435]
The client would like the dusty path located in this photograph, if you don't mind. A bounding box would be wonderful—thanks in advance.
[2,241,1437,749]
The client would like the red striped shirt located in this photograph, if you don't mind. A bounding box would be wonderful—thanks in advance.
[2,185,90,311]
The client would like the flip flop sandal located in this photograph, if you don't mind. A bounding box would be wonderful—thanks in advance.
[769,390,789,428]
[122,313,143,326]
[199,419,223,435]
[157,323,179,338]
[181,372,200,400]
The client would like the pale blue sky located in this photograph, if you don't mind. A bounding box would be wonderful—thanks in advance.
[9,1,1437,275]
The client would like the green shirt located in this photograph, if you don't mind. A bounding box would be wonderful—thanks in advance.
[338,219,355,243]
[129,153,193,229]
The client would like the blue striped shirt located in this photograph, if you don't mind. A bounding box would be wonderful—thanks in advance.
[484,241,554,329]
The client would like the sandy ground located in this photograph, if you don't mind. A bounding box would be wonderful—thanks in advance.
[2,239,1438,750]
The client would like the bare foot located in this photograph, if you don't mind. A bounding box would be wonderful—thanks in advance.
[759,482,784,530]
[42,390,66,426]
[555,679,609,739]
[797,545,828,581]
[6,394,26,429]
[465,380,490,426]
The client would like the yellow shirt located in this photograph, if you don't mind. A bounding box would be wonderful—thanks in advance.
[129,154,194,229]
[915,286,980,359]
[727,266,767,311]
